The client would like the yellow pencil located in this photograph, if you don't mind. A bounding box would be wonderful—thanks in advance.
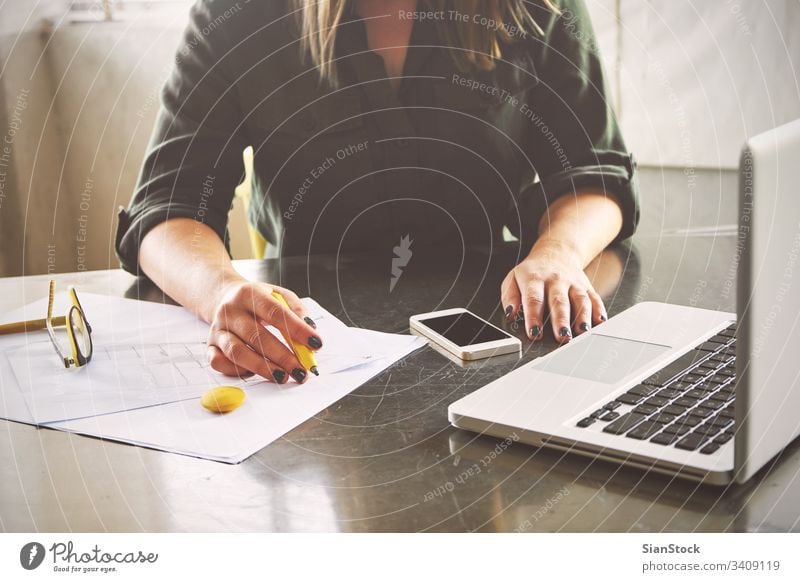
[271,291,319,376]
[0,316,67,335]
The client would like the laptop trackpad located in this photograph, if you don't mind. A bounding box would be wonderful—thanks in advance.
[530,334,671,384]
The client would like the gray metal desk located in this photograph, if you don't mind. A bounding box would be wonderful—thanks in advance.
[2,169,799,532]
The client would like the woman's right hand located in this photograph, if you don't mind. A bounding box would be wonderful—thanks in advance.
[206,279,323,384]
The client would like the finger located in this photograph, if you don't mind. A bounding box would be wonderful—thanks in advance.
[207,345,252,378]
[222,312,299,382]
[569,286,593,336]
[518,274,545,340]
[588,288,608,325]
[266,297,323,352]
[234,284,322,351]
[271,284,316,329]
[546,282,573,344]
[500,270,523,322]
[210,329,290,383]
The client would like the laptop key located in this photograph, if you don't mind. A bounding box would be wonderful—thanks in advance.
[703,377,725,386]
[651,432,681,445]
[616,393,644,405]
[713,432,733,444]
[710,416,733,429]
[695,423,721,437]
[649,413,677,424]
[716,359,736,370]
[662,423,693,436]
[669,381,695,392]
[600,411,620,422]
[633,404,659,416]
[662,404,688,416]
[683,373,706,384]
[695,364,718,374]
[603,401,622,411]
[656,388,682,399]
[674,396,701,407]
[710,394,732,405]
[673,415,702,428]
[703,399,725,410]
[576,417,596,428]
[700,442,721,454]
[590,408,607,418]
[644,396,671,407]
[628,384,660,397]
[690,407,715,419]
[603,413,648,435]
[675,432,711,451]
[696,341,723,352]
[683,390,706,400]
[627,421,664,440]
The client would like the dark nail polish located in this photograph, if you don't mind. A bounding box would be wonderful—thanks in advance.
[291,368,307,382]
[304,316,317,329]
[272,369,286,383]
[530,325,541,338]
[600,314,607,322]
[505,305,513,319]
[308,336,323,349]
[559,327,572,338]
[580,322,590,332]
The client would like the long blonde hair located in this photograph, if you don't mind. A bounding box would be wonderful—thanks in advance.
[295,0,560,85]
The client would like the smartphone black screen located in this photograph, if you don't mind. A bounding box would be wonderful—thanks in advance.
[417,312,510,347]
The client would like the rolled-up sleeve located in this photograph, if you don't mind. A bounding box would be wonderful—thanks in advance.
[512,0,640,245]
[115,0,247,275]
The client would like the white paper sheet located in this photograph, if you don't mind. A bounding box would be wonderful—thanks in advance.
[0,293,425,462]
[7,306,414,425]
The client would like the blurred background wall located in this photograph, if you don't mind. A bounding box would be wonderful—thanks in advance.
[0,0,798,277]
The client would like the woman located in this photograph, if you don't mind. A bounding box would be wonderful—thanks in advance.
[116,0,639,383]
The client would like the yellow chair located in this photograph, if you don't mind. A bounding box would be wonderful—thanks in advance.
[234,145,267,259]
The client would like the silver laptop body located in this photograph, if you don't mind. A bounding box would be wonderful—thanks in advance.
[448,119,800,485]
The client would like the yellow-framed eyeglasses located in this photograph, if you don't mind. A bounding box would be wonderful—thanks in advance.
[0,280,93,368]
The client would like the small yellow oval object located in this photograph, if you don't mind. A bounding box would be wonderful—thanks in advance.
[201,386,246,413]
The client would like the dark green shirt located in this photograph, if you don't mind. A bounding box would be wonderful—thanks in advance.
[116,0,639,272]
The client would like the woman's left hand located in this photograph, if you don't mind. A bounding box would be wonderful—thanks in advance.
[501,239,607,344]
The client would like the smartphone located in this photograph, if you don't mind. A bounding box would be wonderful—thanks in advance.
[409,308,521,361]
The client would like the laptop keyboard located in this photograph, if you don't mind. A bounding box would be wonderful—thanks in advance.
[576,323,737,455]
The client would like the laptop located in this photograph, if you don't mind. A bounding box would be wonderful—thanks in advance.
[448,119,800,485]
